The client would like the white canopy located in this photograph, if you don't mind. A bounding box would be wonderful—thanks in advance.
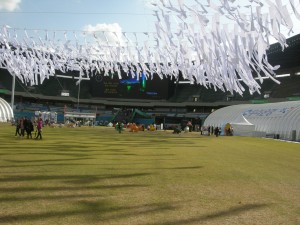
[230,115,255,137]
[231,114,254,126]
[204,101,300,141]
[0,97,14,122]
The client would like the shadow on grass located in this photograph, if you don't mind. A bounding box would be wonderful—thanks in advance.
[94,153,139,156]
[0,162,157,169]
[0,152,91,157]
[146,203,269,225]
[64,173,152,185]
[4,157,95,163]
[0,173,153,183]
[0,194,101,202]
[139,154,175,157]
[164,166,203,170]
[0,201,177,224]
[0,184,149,193]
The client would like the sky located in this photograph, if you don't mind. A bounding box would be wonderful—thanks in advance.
[0,0,299,45]
[0,0,299,91]
[0,0,155,43]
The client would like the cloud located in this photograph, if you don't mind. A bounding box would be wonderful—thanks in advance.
[0,0,21,11]
[83,23,125,46]
[141,0,157,9]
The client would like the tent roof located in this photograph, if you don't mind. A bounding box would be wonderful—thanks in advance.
[204,101,300,141]
[0,97,14,122]
[230,115,254,126]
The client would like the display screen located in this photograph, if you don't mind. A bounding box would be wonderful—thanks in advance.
[89,71,173,100]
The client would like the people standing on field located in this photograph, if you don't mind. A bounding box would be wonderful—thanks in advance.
[26,119,34,139]
[13,117,44,140]
[20,117,25,138]
[23,117,28,137]
[214,127,220,137]
[35,118,43,140]
[15,118,21,136]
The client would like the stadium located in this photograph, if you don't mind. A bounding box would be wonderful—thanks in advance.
[0,1,300,225]
[1,34,300,139]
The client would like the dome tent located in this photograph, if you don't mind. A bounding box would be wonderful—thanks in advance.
[229,114,255,137]
[204,101,300,141]
[0,97,14,122]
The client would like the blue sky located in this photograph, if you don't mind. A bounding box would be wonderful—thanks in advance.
[0,0,154,32]
[0,0,299,44]
[1,0,299,90]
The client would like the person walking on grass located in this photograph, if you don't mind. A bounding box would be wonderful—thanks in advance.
[214,127,220,137]
[15,118,21,136]
[26,119,34,139]
[20,117,25,138]
[35,118,43,140]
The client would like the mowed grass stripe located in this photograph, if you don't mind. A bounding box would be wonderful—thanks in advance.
[0,123,299,225]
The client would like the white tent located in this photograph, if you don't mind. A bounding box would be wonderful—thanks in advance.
[0,97,14,122]
[204,101,300,141]
[35,111,58,124]
[230,115,255,137]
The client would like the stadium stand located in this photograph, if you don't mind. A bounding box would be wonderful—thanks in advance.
[1,34,300,128]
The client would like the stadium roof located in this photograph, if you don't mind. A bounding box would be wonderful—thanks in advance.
[268,33,300,73]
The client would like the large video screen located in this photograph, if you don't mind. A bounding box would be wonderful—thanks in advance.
[89,71,173,100]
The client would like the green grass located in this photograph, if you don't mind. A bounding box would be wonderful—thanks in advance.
[0,123,299,225]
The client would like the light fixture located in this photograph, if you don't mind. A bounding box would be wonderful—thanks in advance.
[254,76,269,80]
[177,81,194,84]
[74,77,90,80]
[276,74,290,78]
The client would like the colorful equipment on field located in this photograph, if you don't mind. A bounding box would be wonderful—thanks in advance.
[149,124,156,131]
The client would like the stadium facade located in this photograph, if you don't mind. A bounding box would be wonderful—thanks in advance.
[0,34,300,131]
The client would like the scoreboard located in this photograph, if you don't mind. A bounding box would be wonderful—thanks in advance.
[89,72,174,100]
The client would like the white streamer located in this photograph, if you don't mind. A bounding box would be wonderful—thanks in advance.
[0,0,299,95]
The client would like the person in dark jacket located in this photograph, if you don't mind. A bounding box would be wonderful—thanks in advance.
[26,119,34,139]
[214,127,220,137]
[35,118,43,140]
[20,117,25,138]
[15,118,21,136]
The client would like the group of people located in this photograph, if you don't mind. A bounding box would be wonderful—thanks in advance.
[200,126,222,137]
[14,117,43,139]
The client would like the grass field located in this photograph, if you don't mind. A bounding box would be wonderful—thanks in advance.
[0,123,299,225]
